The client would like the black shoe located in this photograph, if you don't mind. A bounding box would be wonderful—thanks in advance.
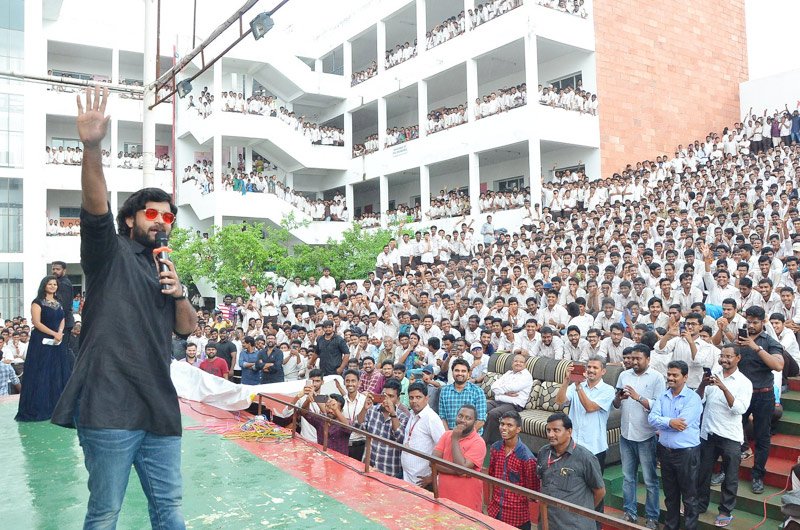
[751,479,764,494]
[710,472,725,486]
[645,519,658,530]
[622,512,638,524]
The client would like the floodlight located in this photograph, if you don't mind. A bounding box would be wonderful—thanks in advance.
[250,12,274,41]
[176,79,193,99]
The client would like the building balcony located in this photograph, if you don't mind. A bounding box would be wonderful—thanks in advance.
[43,89,173,125]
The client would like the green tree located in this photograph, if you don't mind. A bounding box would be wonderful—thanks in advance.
[171,221,409,297]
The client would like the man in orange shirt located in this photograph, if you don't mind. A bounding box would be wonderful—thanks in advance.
[433,404,487,512]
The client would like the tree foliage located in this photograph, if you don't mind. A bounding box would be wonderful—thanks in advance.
[171,221,405,298]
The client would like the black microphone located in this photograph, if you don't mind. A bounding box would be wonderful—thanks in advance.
[155,231,171,291]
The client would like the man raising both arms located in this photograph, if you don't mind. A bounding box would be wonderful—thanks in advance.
[52,87,197,528]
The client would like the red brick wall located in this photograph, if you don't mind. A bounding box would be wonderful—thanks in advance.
[593,0,748,176]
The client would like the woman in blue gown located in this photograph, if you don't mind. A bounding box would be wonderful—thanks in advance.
[15,275,73,422]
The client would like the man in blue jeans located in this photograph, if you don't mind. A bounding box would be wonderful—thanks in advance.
[52,86,197,529]
[613,343,665,530]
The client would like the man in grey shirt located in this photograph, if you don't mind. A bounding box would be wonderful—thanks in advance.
[537,412,605,530]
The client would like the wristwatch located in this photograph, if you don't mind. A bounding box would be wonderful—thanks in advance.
[389,413,398,418]
[175,284,188,300]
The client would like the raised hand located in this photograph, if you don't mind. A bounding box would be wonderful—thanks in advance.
[76,86,110,147]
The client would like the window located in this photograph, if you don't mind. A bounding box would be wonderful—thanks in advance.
[496,176,525,192]
[124,142,142,154]
[0,262,23,319]
[0,177,22,252]
[0,93,23,167]
[549,72,582,91]
[59,207,81,218]
[0,0,23,90]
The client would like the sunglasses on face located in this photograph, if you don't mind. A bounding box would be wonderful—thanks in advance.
[142,208,176,224]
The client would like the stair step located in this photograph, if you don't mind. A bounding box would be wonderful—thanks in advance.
[604,484,784,530]
[769,433,800,461]
[776,410,800,436]
[782,390,800,413]
[739,455,795,489]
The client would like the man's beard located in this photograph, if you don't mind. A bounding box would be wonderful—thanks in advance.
[460,424,474,436]
[131,224,157,248]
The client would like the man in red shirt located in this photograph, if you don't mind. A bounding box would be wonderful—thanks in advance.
[199,343,229,378]
[488,410,540,529]
[433,403,487,512]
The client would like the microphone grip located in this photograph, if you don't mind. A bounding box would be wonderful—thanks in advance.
[158,250,171,290]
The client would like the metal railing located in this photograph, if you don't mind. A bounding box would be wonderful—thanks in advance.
[257,392,645,530]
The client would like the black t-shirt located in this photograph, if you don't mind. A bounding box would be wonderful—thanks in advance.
[52,208,181,436]
[56,276,75,329]
[316,334,349,376]
[215,340,237,370]
[738,332,784,389]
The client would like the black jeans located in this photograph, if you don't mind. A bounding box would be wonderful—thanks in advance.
[658,444,700,530]
[349,440,365,462]
[743,391,775,481]
[698,434,740,515]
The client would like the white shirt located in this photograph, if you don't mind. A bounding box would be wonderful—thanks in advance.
[615,367,666,442]
[597,336,635,363]
[490,369,534,408]
[777,327,800,364]
[342,392,367,443]
[700,366,752,443]
[401,405,446,485]
[653,335,715,388]
[531,336,565,359]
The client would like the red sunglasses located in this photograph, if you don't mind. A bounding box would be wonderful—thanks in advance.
[142,208,176,224]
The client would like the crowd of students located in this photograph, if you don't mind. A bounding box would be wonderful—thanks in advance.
[385,42,417,69]
[163,102,800,529]
[536,0,589,17]
[385,125,420,147]
[475,84,528,120]
[538,84,598,115]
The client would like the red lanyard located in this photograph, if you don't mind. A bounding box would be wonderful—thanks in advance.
[405,416,421,444]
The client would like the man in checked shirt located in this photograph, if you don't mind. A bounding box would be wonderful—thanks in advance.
[353,378,409,478]
[488,410,540,529]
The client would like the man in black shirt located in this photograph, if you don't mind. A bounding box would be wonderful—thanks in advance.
[214,328,237,380]
[51,87,197,528]
[51,260,75,340]
[256,333,284,384]
[737,306,785,494]
[310,320,349,376]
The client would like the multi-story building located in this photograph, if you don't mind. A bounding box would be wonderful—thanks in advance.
[10,0,747,313]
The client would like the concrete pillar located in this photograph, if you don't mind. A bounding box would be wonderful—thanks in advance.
[213,60,223,98]
[466,58,478,124]
[416,0,427,54]
[379,175,389,228]
[22,0,47,308]
[229,146,238,172]
[111,48,119,84]
[418,80,428,138]
[315,58,323,73]
[377,20,386,73]
[213,133,222,227]
[378,97,387,150]
[529,137,542,208]
[343,40,353,84]
[110,191,119,215]
[524,33,539,98]
[344,111,353,155]
[142,0,158,188]
[419,165,430,222]
[284,172,294,188]
[345,183,355,220]
[244,146,253,174]
[468,152,480,216]
[110,117,119,167]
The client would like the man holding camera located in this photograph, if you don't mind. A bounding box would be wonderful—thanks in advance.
[696,343,752,526]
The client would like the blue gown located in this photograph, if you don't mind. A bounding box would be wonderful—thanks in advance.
[15,299,73,422]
